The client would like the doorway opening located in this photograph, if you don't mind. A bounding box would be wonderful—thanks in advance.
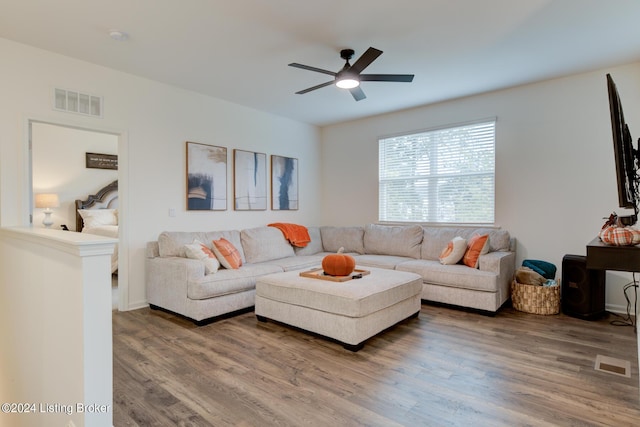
[28,119,127,311]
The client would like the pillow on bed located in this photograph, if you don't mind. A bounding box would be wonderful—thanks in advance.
[184,240,220,274]
[78,208,118,229]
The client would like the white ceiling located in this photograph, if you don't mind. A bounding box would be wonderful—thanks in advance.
[2,0,640,126]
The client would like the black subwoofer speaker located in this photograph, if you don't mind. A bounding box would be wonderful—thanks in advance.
[561,255,606,320]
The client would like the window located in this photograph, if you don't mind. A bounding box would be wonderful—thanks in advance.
[378,119,496,224]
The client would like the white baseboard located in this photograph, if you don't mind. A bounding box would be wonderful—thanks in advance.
[120,301,149,311]
[606,303,637,316]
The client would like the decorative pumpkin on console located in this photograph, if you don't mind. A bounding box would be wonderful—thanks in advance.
[599,212,640,246]
[322,247,356,276]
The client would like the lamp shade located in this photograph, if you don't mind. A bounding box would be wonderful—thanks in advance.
[35,193,60,209]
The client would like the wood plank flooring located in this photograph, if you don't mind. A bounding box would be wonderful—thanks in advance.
[113,305,640,426]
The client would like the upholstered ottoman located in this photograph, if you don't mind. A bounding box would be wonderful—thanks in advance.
[255,267,422,351]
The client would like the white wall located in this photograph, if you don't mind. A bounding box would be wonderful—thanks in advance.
[32,122,118,231]
[0,38,322,310]
[0,228,115,427]
[321,62,640,313]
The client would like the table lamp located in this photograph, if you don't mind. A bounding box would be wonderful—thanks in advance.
[35,193,60,228]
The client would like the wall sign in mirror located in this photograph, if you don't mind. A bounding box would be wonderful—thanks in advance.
[271,155,298,210]
[86,152,118,170]
[186,141,227,211]
[234,149,267,210]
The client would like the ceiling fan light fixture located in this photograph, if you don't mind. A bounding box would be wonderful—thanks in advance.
[289,47,413,101]
[336,77,359,89]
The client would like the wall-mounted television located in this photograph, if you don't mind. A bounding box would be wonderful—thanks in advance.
[607,73,639,225]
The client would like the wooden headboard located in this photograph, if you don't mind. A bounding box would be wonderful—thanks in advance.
[75,180,118,231]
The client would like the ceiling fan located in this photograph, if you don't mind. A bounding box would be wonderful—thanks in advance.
[288,47,414,101]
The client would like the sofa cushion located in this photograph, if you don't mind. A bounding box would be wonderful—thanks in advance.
[355,254,416,270]
[188,263,282,300]
[320,226,365,254]
[260,255,324,272]
[294,226,323,256]
[421,228,464,261]
[158,231,201,258]
[479,228,511,252]
[421,227,510,260]
[158,230,246,262]
[397,259,498,292]
[241,226,295,264]
[363,224,422,258]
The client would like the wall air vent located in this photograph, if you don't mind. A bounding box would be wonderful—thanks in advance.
[53,88,103,118]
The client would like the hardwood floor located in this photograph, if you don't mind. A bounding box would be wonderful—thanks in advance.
[113,305,640,426]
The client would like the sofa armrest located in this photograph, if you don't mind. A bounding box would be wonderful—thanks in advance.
[146,257,205,312]
[478,251,515,274]
[146,241,160,258]
[479,251,516,305]
[147,256,205,283]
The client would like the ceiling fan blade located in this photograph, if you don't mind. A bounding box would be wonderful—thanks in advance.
[295,80,334,95]
[360,74,415,82]
[349,86,366,101]
[288,63,336,77]
[349,47,383,74]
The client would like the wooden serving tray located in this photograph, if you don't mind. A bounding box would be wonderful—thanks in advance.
[299,268,370,282]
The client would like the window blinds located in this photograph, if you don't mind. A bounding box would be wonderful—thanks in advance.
[379,120,496,224]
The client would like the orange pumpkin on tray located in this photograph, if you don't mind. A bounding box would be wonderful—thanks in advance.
[322,247,356,276]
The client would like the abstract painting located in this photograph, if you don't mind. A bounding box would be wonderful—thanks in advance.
[271,155,298,210]
[186,142,227,210]
[234,149,267,210]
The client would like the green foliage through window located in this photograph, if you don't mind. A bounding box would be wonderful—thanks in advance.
[379,119,496,224]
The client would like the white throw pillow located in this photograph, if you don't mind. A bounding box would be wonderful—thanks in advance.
[184,240,220,274]
[439,236,467,265]
[78,208,118,228]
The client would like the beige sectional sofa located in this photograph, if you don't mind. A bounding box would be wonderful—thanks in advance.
[146,224,515,324]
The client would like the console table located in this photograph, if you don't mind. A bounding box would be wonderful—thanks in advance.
[586,237,640,272]
[586,237,639,330]
[587,238,640,389]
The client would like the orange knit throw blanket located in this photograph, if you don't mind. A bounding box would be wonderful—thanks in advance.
[268,223,311,248]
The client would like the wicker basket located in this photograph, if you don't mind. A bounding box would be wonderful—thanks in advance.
[511,279,560,315]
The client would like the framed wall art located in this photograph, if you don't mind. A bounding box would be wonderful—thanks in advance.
[86,152,118,170]
[186,141,227,210]
[233,149,267,210]
[271,155,298,210]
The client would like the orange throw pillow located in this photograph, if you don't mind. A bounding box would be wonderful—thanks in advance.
[462,234,489,268]
[212,238,243,269]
